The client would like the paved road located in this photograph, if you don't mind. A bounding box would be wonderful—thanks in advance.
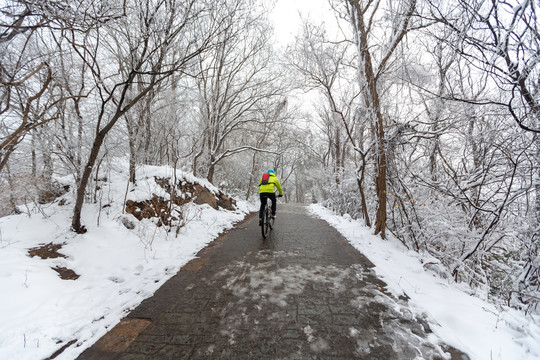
[78,204,467,360]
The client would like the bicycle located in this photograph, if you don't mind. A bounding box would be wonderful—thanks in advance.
[261,201,274,239]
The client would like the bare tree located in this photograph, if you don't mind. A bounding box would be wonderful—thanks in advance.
[418,0,540,307]
[0,0,126,176]
[289,23,350,181]
[68,0,222,232]
[426,0,540,133]
[0,65,56,173]
[244,99,288,200]
[193,0,286,184]
[425,0,540,229]
[342,0,417,238]
[288,22,371,223]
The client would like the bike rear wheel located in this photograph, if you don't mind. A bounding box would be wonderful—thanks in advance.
[261,206,270,238]
[268,206,274,229]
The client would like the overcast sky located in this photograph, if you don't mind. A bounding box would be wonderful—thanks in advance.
[269,0,338,47]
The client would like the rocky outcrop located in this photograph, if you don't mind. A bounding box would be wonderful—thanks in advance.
[125,177,236,228]
[192,184,236,211]
[192,184,218,209]
[125,195,175,227]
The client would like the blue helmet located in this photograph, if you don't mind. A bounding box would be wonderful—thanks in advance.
[267,169,275,174]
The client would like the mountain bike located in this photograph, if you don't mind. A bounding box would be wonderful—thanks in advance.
[261,200,275,239]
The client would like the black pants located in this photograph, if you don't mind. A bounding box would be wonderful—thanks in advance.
[259,193,276,219]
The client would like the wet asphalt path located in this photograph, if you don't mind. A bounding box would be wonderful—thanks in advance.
[77,204,467,360]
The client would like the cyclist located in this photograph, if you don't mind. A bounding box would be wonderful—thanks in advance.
[258,169,283,226]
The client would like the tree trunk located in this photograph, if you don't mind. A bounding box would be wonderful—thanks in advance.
[71,69,161,232]
[374,112,387,238]
[533,111,540,224]
[126,118,137,184]
[74,100,83,181]
[334,126,342,185]
[366,60,387,238]
[193,135,206,177]
[42,142,53,185]
[129,148,136,184]
[429,137,439,182]
[207,158,215,184]
[296,171,304,203]
[246,152,257,200]
[142,88,153,164]
[347,0,416,239]
[72,130,107,233]
[31,132,37,177]
[357,161,371,227]
[348,0,387,238]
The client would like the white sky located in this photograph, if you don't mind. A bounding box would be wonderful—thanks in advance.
[269,0,338,47]
[268,0,345,118]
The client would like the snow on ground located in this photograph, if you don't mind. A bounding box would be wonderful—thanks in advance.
[1,163,538,360]
[309,204,540,360]
[0,163,256,360]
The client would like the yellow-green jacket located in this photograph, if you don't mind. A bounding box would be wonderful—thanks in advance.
[258,173,283,195]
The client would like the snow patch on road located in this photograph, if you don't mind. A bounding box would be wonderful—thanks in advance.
[217,259,360,307]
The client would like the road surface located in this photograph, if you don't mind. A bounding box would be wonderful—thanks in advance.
[77,204,468,360]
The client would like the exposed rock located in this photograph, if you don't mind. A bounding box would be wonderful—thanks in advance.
[121,216,136,230]
[125,195,175,227]
[217,192,236,211]
[193,184,218,209]
[155,177,236,211]
[125,177,236,228]
[38,182,69,204]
